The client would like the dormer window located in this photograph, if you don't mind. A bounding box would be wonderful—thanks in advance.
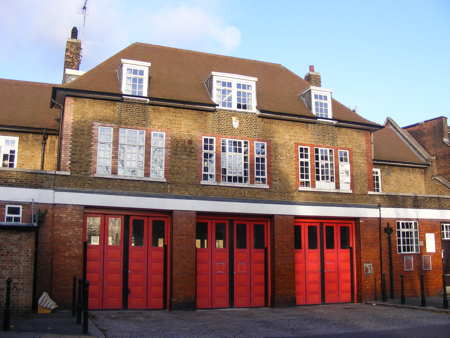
[209,72,257,112]
[120,59,151,97]
[301,86,333,119]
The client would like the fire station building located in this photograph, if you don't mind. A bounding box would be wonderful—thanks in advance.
[0,29,449,311]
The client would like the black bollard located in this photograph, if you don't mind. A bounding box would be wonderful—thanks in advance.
[443,273,448,309]
[400,275,406,304]
[76,278,82,324]
[72,276,77,317]
[3,278,12,331]
[82,280,90,334]
[420,274,426,307]
[381,273,387,302]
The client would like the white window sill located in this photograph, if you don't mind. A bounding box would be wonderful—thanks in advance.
[122,95,150,103]
[216,107,258,114]
[201,180,269,189]
[298,187,352,194]
[316,118,336,124]
[95,174,166,182]
[0,167,70,175]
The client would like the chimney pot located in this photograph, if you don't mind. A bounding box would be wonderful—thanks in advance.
[309,65,315,72]
[71,26,78,40]
[305,65,321,87]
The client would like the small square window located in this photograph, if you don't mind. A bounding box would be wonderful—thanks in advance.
[5,205,22,223]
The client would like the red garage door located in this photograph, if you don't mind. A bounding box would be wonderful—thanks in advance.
[86,214,124,310]
[295,220,354,305]
[85,213,169,310]
[128,216,168,309]
[196,218,269,309]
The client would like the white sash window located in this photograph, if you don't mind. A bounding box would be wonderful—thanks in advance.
[0,136,19,168]
[221,139,249,183]
[96,127,113,175]
[314,147,335,190]
[150,132,165,179]
[118,128,145,177]
[202,137,216,182]
[338,150,351,191]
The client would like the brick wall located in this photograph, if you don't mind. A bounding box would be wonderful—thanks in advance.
[0,131,58,171]
[375,164,426,194]
[0,229,35,312]
[272,215,295,306]
[171,210,196,309]
[359,217,445,301]
[406,117,450,181]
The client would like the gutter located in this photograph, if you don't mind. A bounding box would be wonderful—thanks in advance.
[373,160,429,168]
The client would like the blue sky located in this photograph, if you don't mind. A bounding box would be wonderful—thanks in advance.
[1,0,449,126]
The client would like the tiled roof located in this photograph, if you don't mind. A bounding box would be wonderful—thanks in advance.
[61,43,378,126]
[0,78,59,130]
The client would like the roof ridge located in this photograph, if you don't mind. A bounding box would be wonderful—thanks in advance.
[132,42,284,67]
[0,78,55,86]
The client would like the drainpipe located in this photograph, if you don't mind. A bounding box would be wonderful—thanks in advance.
[40,129,48,170]
[378,203,383,300]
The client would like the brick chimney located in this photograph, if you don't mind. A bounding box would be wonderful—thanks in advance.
[304,65,321,87]
[62,27,83,83]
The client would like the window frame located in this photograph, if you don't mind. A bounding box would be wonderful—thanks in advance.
[95,125,167,181]
[254,141,267,184]
[118,128,146,178]
[396,221,420,254]
[338,149,351,191]
[120,59,151,97]
[221,138,249,184]
[442,223,450,240]
[298,146,311,188]
[5,204,22,223]
[211,72,258,112]
[314,147,335,190]
[96,126,113,176]
[373,168,382,192]
[0,135,19,169]
[202,136,216,182]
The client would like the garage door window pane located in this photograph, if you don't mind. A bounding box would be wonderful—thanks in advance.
[108,218,121,246]
[196,222,208,248]
[308,226,318,249]
[131,219,144,246]
[294,226,302,249]
[215,223,226,248]
[87,216,101,245]
[326,226,334,249]
[254,224,265,249]
[340,226,350,249]
[236,223,247,249]
[152,220,165,247]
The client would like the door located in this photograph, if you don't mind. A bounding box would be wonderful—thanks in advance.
[294,222,321,305]
[86,214,124,310]
[196,220,229,309]
[295,220,354,305]
[234,221,267,307]
[128,217,167,309]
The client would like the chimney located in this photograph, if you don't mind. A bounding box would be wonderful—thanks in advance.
[62,27,83,83]
[304,65,321,87]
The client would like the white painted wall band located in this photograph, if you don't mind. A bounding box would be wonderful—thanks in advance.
[0,186,449,220]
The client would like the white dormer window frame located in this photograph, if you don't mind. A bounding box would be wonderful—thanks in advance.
[120,59,151,97]
[210,72,258,112]
[301,86,333,119]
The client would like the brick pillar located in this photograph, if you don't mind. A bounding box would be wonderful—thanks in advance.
[51,205,84,307]
[272,215,295,307]
[171,211,196,310]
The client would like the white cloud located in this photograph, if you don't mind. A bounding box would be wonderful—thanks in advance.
[0,0,241,81]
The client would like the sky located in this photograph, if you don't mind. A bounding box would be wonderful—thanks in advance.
[0,0,449,126]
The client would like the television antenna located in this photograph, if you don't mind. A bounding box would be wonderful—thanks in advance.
[82,0,88,27]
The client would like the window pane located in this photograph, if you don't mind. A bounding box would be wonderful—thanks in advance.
[340,226,350,249]
[215,223,226,248]
[196,222,208,248]
[326,226,335,249]
[254,224,265,249]
[108,218,121,246]
[131,219,144,247]
[294,226,302,249]
[87,216,101,245]
[236,223,247,249]
[152,220,165,247]
[308,226,318,250]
